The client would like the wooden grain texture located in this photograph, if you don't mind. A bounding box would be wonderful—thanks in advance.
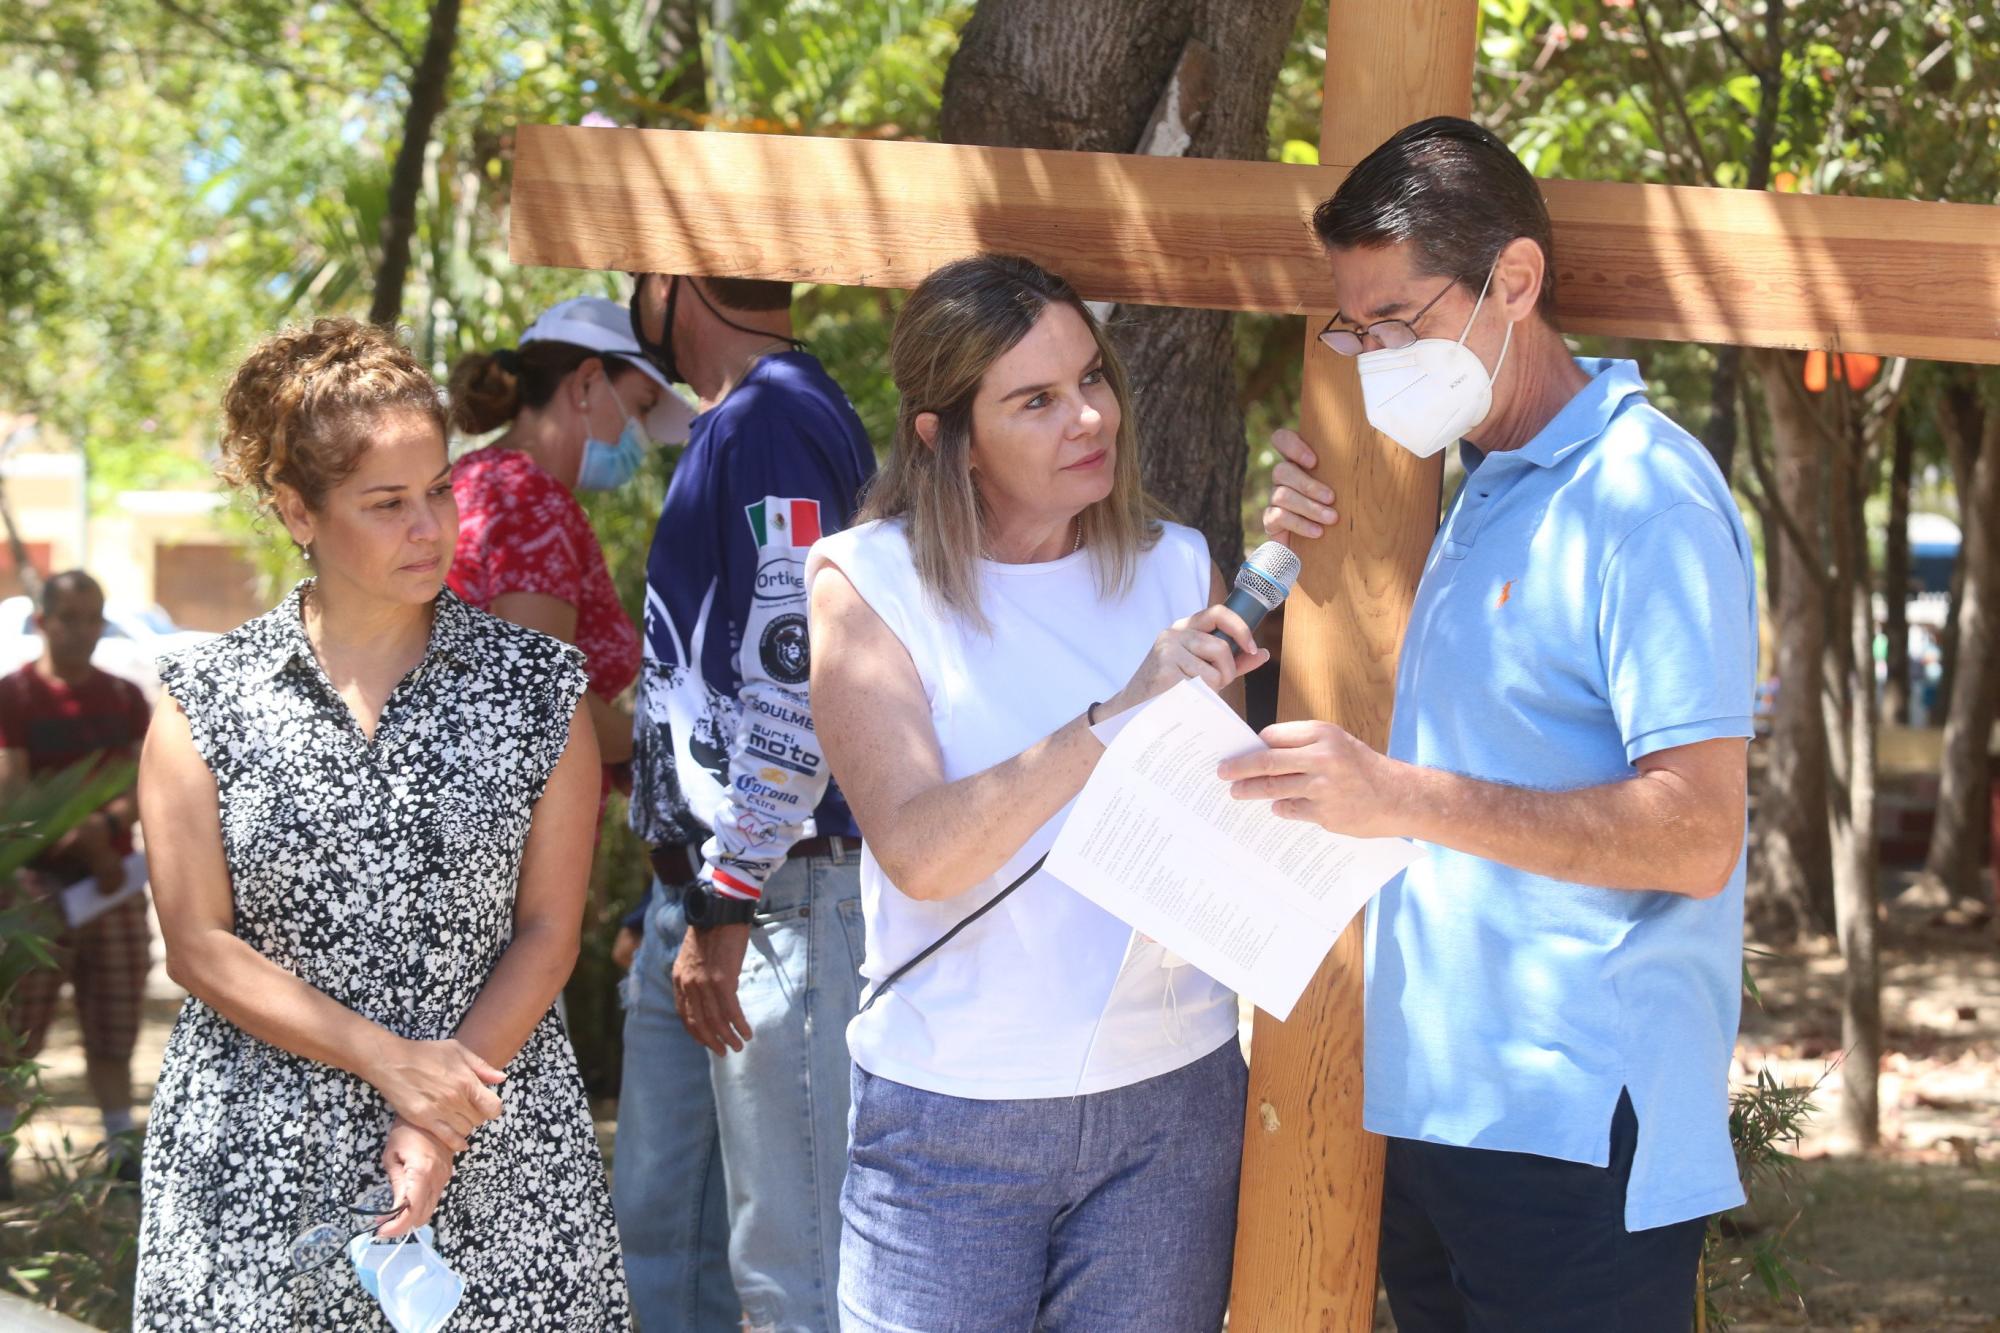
[511,125,2000,363]
[1225,4,1475,1330]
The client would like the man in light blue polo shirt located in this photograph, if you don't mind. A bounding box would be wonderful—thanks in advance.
[1228,116,1755,1332]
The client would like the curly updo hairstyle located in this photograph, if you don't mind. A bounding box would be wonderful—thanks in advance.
[219,317,447,513]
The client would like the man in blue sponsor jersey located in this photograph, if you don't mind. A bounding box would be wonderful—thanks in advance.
[614,272,875,1333]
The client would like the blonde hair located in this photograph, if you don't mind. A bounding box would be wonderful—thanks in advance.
[861,254,1160,628]
[219,317,446,512]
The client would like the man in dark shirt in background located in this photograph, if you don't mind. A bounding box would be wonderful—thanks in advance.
[613,272,875,1332]
[0,571,151,1195]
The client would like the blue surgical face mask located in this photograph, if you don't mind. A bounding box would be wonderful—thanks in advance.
[576,379,650,491]
[348,1226,464,1333]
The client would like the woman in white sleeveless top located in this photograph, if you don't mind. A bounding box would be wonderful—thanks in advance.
[808,255,1266,1332]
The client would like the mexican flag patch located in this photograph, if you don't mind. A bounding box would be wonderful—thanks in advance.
[745,496,823,548]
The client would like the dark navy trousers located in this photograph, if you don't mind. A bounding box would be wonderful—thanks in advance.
[1379,1091,1709,1332]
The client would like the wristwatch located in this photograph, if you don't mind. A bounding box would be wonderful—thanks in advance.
[681,881,757,928]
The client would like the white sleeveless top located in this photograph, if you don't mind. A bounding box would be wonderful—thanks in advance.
[806,518,1239,1099]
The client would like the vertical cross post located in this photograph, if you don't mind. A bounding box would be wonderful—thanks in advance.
[1226,3,1478,1327]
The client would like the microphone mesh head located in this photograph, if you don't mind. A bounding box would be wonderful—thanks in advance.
[1244,541,1302,593]
[1232,542,1301,612]
[1235,567,1286,610]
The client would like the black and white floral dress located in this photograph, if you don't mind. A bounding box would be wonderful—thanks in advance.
[135,583,631,1330]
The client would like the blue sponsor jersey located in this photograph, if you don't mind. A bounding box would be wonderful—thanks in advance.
[630,350,875,897]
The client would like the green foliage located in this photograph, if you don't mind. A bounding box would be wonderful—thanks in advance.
[1703,1065,1820,1329]
[1472,0,2000,465]
[0,18,242,495]
[1697,960,1822,1331]
[718,0,967,131]
[0,761,135,885]
[0,1126,141,1330]
[1,761,145,1327]
[0,0,972,515]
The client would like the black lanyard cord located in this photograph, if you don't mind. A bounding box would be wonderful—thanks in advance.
[857,852,1050,1014]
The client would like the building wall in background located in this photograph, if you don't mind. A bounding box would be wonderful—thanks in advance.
[4,442,261,630]
[0,452,87,594]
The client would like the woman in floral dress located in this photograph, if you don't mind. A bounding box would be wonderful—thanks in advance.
[133,317,630,1329]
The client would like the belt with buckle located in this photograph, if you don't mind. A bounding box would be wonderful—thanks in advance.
[647,835,851,887]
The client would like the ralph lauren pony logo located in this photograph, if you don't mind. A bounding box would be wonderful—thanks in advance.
[1496,579,1515,609]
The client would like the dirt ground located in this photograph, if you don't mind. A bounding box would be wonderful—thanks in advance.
[16,874,2000,1331]
[1717,871,2000,1331]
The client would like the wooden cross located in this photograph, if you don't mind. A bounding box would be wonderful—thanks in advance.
[511,3,2000,1326]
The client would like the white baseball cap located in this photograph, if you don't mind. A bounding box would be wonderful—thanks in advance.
[520,296,698,444]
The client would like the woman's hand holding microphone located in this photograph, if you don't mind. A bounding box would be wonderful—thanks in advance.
[1100,606,1267,721]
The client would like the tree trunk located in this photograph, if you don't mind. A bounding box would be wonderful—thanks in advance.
[368,0,463,326]
[1695,0,1783,481]
[1822,396,1882,1149]
[1703,348,1744,482]
[1748,352,1833,938]
[1936,408,1977,725]
[1923,376,1999,906]
[939,0,1302,569]
[1882,413,1915,726]
[641,0,706,116]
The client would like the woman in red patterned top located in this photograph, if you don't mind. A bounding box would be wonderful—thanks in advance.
[446,297,694,781]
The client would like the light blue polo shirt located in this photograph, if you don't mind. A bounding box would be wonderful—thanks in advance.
[1365,357,1755,1231]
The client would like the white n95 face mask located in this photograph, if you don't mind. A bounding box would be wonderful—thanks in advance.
[1356,267,1514,458]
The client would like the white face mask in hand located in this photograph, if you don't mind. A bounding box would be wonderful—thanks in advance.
[1356,265,1514,459]
[348,1225,465,1333]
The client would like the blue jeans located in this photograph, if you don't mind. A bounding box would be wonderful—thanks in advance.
[613,882,737,1332]
[714,851,866,1333]
[617,853,866,1333]
[1378,1090,1708,1333]
[839,1038,1247,1333]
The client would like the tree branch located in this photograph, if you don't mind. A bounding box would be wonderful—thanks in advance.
[339,0,415,64]
[1746,0,1786,192]
[150,0,325,84]
[1745,360,1831,589]
[369,0,463,325]
[1635,0,1716,183]
[1735,454,1775,524]
[1698,0,1784,478]
[1687,0,1759,76]
[1484,21,1569,130]
[1773,355,1858,459]
[0,32,215,60]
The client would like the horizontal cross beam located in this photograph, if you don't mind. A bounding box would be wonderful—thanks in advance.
[511,125,2000,364]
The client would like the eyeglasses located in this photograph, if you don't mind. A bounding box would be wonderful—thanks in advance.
[289,1183,407,1277]
[1317,278,1457,357]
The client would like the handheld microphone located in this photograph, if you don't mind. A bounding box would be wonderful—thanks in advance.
[1211,541,1302,648]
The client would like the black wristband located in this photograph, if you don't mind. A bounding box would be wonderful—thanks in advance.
[1087,700,1104,727]
[681,881,757,927]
